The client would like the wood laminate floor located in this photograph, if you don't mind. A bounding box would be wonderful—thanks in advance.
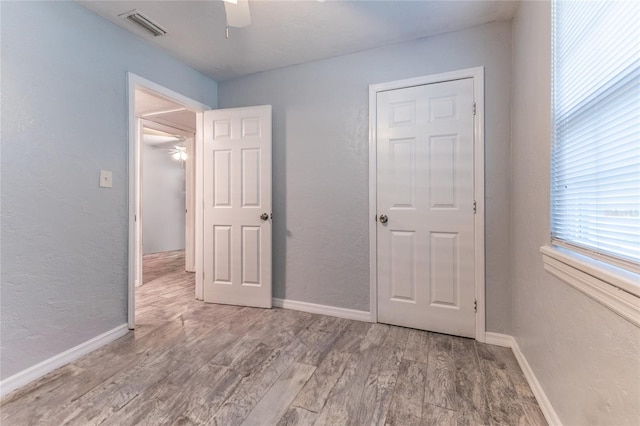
[142,250,188,285]
[1,251,547,425]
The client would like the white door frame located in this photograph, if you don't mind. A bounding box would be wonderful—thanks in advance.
[127,73,211,329]
[368,67,486,342]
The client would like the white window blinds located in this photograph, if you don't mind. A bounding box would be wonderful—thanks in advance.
[551,0,640,267]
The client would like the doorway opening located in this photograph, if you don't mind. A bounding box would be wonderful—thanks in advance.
[127,73,211,329]
[137,98,196,271]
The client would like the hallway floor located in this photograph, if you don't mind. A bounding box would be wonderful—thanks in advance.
[141,249,188,285]
[1,252,546,425]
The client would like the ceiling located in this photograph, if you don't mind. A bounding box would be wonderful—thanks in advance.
[77,0,519,81]
[136,89,197,136]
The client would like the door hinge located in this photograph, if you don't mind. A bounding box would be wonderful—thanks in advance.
[473,200,477,214]
[134,214,137,222]
[473,102,477,115]
[474,299,478,313]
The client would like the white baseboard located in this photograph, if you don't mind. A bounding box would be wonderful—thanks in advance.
[0,324,129,399]
[484,331,514,347]
[272,298,372,322]
[485,332,562,426]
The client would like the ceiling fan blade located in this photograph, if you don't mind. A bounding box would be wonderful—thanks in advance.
[224,0,251,28]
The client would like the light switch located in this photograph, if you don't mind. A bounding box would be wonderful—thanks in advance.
[100,170,113,188]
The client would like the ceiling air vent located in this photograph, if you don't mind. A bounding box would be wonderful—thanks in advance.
[119,10,167,37]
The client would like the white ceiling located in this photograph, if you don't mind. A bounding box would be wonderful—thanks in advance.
[136,89,197,134]
[77,0,519,81]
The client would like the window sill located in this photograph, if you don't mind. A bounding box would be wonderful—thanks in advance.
[540,245,640,327]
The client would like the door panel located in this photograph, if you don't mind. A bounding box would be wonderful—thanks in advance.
[430,232,458,307]
[377,79,475,338]
[241,225,261,285]
[241,148,261,206]
[389,138,416,208]
[213,225,232,283]
[213,150,232,207]
[390,230,416,302]
[203,105,272,308]
[429,135,457,208]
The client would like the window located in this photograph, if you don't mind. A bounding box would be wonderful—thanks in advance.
[551,0,640,272]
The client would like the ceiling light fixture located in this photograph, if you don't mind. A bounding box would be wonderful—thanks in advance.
[170,146,187,164]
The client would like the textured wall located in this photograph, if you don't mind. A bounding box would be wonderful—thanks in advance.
[219,21,514,331]
[141,143,186,254]
[0,1,217,380]
[511,2,640,424]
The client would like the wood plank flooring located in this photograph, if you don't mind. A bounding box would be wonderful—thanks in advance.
[1,251,547,425]
[142,250,188,285]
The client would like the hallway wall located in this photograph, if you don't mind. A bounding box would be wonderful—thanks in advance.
[141,142,186,254]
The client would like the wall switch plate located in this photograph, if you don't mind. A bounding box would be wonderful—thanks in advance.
[99,170,113,188]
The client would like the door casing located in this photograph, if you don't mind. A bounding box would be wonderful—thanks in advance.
[368,67,486,342]
[127,73,211,329]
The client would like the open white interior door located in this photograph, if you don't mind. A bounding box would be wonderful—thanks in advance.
[202,105,272,308]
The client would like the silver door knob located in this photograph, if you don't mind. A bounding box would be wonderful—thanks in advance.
[379,214,388,224]
[260,213,269,221]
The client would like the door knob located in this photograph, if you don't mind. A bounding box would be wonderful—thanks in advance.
[379,214,388,224]
[260,213,269,221]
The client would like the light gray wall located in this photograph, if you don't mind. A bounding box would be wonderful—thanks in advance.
[142,142,186,254]
[0,1,217,380]
[511,2,640,424]
[218,21,513,331]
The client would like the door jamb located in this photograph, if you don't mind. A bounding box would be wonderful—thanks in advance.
[368,67,486,342]
[127,73,210,330]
